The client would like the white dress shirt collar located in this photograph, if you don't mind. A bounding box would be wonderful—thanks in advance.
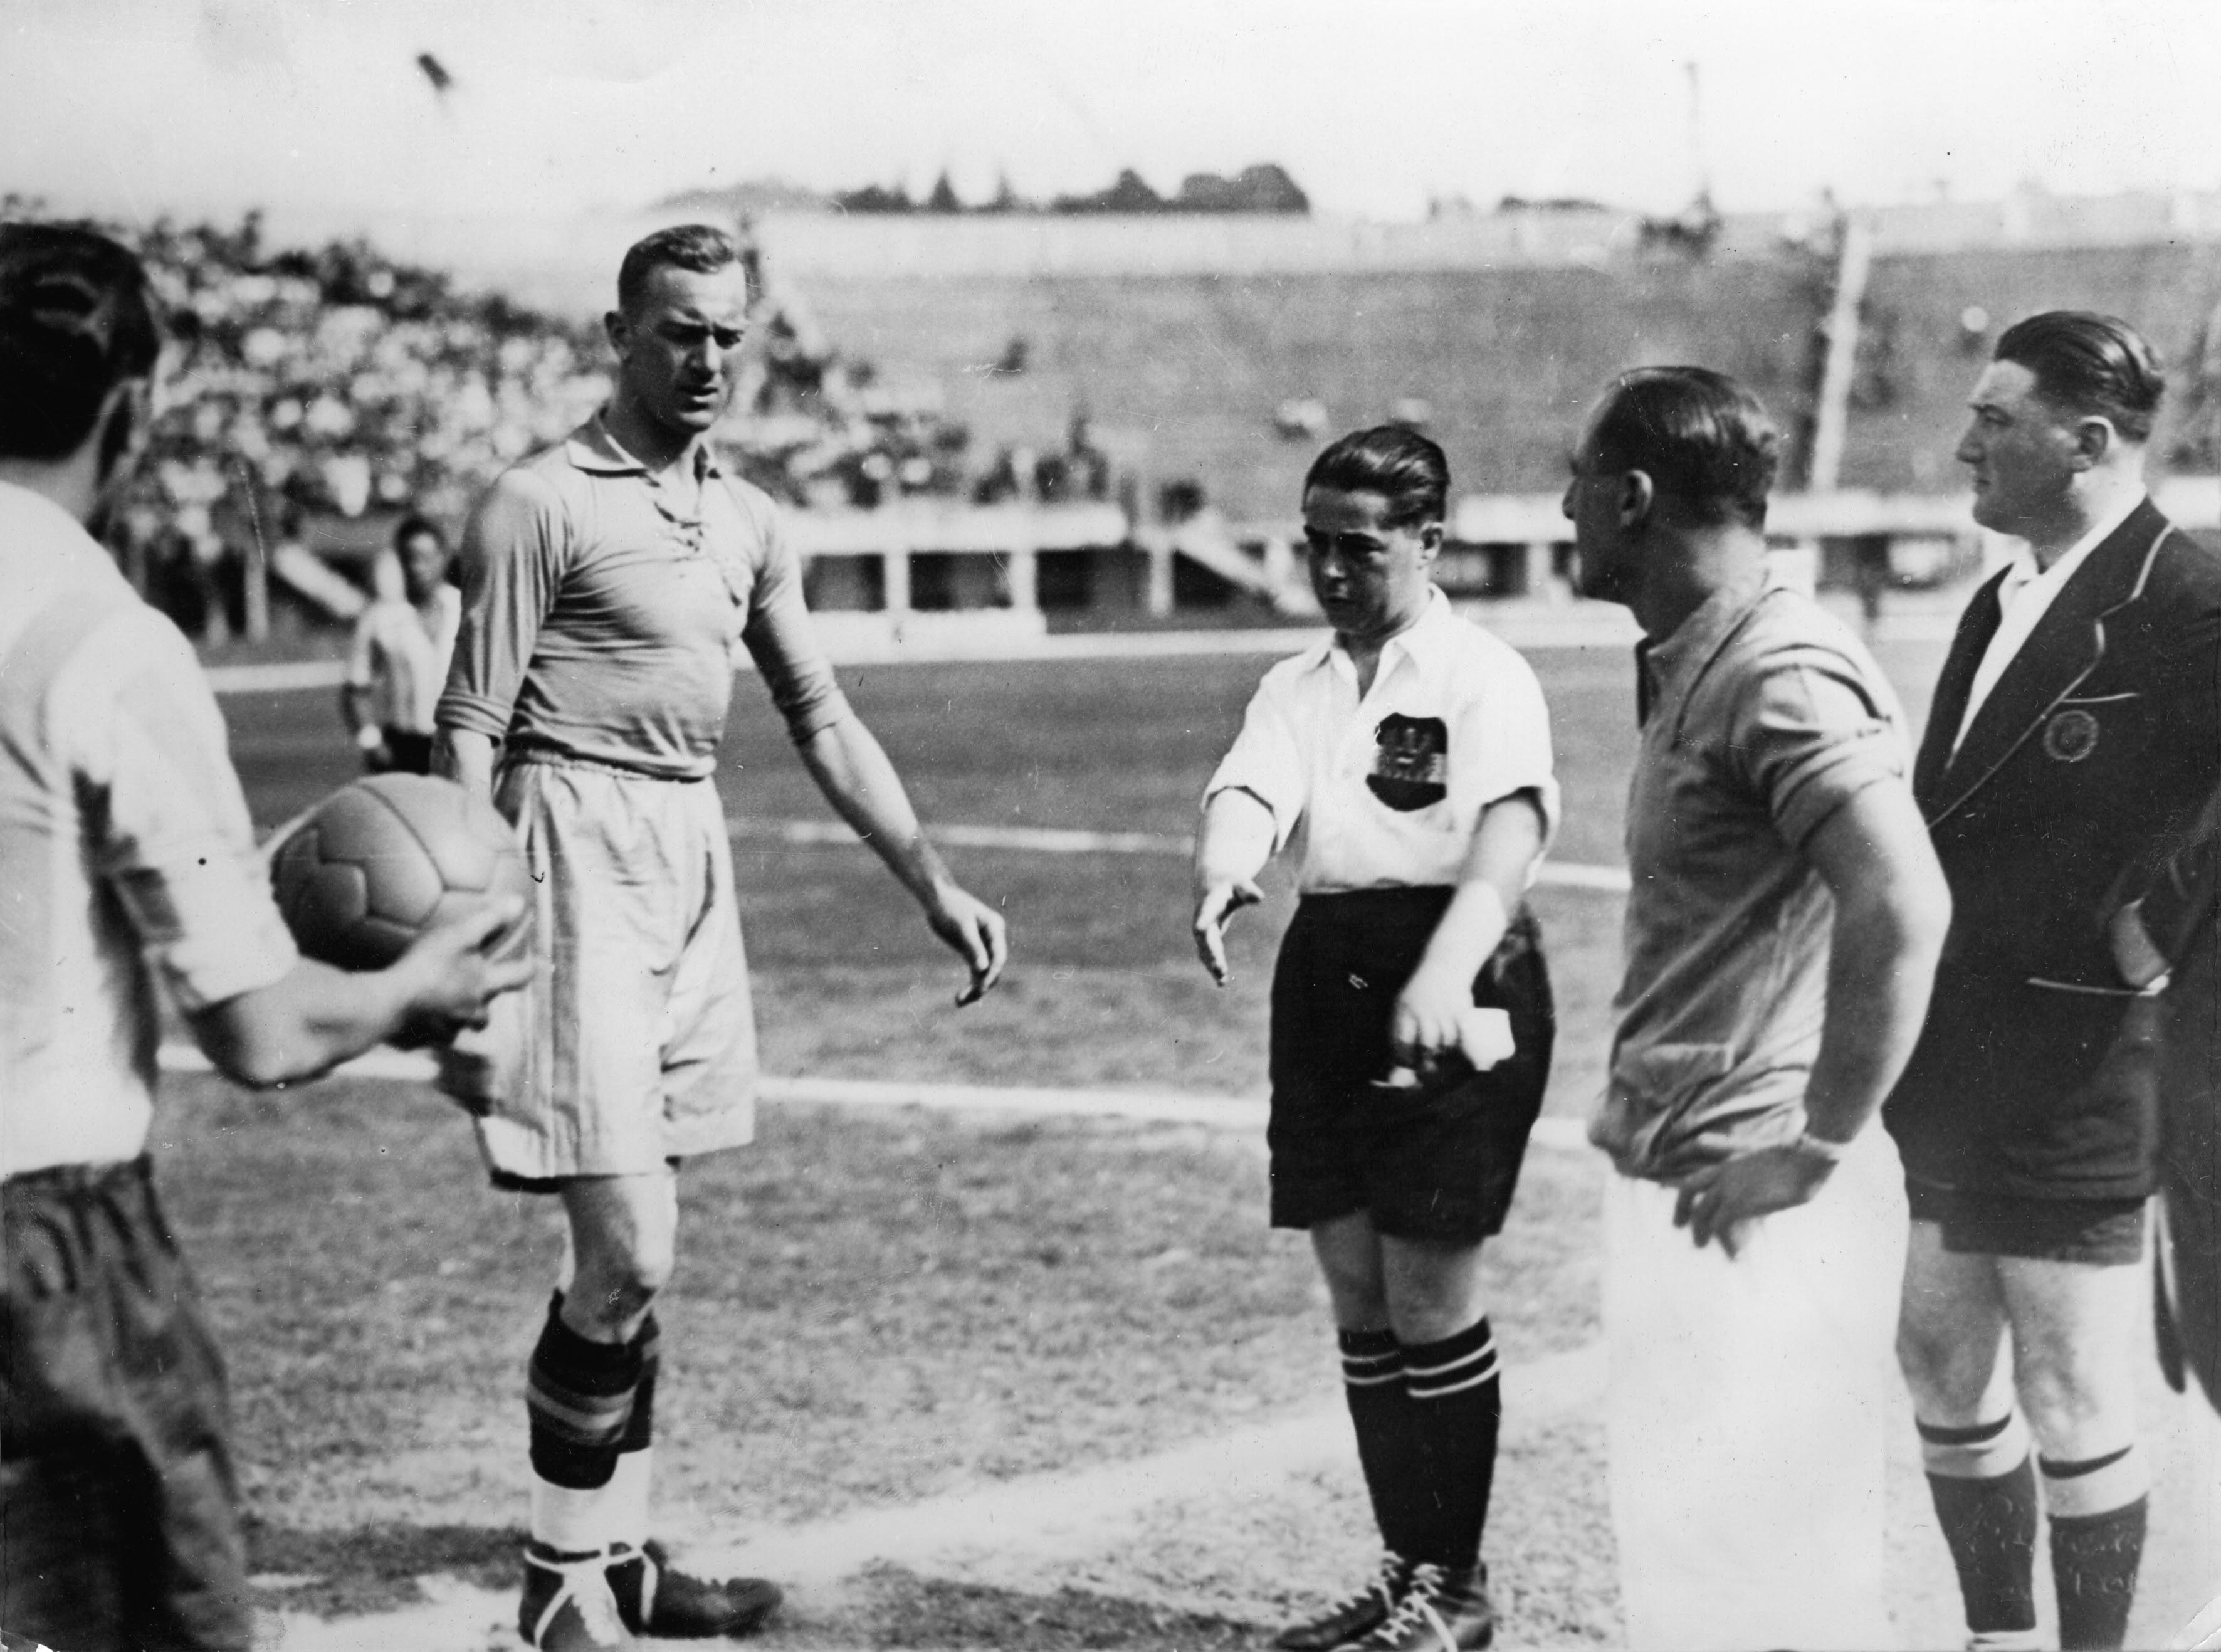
[1953,491,2143,753]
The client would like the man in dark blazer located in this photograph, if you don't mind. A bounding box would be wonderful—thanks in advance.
[1886,311,2221,1651]
[2111,778,2220,1413]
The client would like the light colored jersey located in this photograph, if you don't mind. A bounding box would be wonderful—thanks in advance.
[0,481,297,1177]
[1204,589,1558,893]
[345,583,461,734]
[1594,581,1909,1182]
[438,417,849,781]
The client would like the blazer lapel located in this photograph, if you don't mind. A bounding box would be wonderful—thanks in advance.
[1914,569,2007,808]
[1926,499,2171,827]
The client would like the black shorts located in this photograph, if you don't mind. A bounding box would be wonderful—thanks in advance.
[1,1157,252,1652]
[1268,888,1553,1243]
[1907,1179,2148,1266]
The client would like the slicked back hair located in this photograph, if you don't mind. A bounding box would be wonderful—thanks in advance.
[0,222,162,461]
[616,224,743,317]
[1994,310,2165,445]
[1303,426,1449,528]
[1588,366,1781,531]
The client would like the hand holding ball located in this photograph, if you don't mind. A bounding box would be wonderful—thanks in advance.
[269,774,532,971]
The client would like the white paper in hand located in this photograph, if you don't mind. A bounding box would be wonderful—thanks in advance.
[1456,1007,1515,1071]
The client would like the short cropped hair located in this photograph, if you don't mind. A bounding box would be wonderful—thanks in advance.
[391,512,445,550]
[1303,426,1449,528]
[1588,366,1781,531]
[1994,310,2165,444]
[616,224,743,316]
[0,222,162,461]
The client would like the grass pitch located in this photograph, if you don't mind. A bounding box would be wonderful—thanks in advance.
[175,632,2220,1645]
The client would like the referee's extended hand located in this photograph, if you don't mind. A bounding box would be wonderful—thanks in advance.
[924,882,1010,1006]
[1192,878,1263,987]
[1672,1142,1836,1258]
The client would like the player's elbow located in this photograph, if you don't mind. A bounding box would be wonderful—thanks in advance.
[1842,859,1951,984]
[187,987,339,1091]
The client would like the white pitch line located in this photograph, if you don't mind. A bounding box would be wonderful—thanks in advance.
[152,1045,1592,1153]
[727,815,1636,892]
[683,1341,1606,1590]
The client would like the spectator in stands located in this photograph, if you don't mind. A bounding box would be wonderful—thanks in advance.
[340,513,461,773]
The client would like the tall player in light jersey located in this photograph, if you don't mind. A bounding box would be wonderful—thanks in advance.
[436,224,1009,1652]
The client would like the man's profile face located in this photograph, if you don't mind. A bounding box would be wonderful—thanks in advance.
[1301,484,1439,644]
[1955,359,2084,537]
[1563,407,1636,603]
[607,261,750,439]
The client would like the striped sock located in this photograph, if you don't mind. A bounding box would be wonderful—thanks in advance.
[2042,1444,2148,1651]
[616,1312,659,1455]
[527,1292,642,1490]
[1919,1413,2038,1638]
[1400,1317,1502,1570]
[1340,1327,1423,1561]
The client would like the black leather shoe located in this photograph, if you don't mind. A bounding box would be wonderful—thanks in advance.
[1271,1553,1411,1651]
[605,1539,782,1639]
[1345,1562,1494,1651]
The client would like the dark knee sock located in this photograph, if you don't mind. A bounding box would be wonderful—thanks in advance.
[528,1292,643,1489]
[1918,1413,2038,1636]
[1399,1318,1502,1572]
[1340,1327,1425,1560]
[616,1311,659,1455]
[2042,1446,2149,1651]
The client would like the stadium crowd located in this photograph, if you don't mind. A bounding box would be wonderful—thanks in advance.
[0,202,1103,638]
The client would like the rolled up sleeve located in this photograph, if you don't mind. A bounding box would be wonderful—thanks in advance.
[1204,683,1306,851]
[1731,642,1908,851]
[1469,650,1560,848]
[438,467,567,741]
[738,505,851,744]
[63,614,297,1013]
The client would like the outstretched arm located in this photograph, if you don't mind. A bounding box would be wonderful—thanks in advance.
[187,896,532,1088]
[795,711,1008,1004]
[1191,787,1277,986]
[1678,780,1950,1253]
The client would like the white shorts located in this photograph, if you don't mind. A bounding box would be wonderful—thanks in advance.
[1603,1129,1908,1651]
[439,755,758,1182]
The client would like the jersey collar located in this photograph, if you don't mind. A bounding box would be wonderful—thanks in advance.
[1303,585,1457,681]
[565,413,725,480]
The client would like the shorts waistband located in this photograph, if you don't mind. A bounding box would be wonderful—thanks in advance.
[504,749,708,783]
[4,1154,152,1197]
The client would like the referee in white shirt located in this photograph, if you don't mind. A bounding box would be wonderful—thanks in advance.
[1193,427,1557,1652]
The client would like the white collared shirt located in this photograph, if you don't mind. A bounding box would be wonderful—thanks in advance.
[1205,588,1558,893]
[1953,492,2143,752]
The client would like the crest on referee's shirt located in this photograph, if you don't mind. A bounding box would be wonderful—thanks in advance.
[1368,713,1448,810]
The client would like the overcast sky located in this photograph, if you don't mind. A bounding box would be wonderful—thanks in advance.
[6,0,2221,230]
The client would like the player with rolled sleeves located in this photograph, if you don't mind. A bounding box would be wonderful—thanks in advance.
[435,224,1009,1652]
[0,226,528,1652]
[1193,427,1557,1652]
[340,512,461,774]
[1886,312,2221,1652]
[1565,367,1950,1649]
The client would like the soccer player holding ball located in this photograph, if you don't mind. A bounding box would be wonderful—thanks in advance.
[433,225,1009,1651]
[1192,427,1557,1651]
[0,224,528,1652]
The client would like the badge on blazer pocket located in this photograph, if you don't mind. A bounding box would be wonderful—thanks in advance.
[1368,712,1449,811]
[2042,707,2101,763]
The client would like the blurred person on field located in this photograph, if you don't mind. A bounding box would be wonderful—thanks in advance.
[1567,366,1950,1648]
[340,511,460,774]
[0,224,525,1652]
[434,223,1008,1652]
[1192,426,1558,1651]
